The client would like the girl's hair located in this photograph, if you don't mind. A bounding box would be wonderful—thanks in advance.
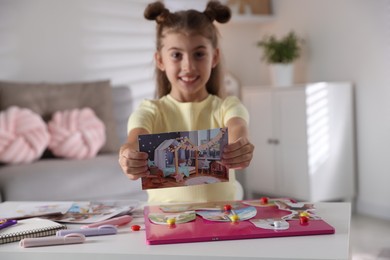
[144,1,231,98]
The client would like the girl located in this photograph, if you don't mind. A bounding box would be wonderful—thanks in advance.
[119,0,254,203]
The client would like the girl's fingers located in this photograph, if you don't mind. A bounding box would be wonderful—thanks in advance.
[222,143,254,160]
[118,147,149,180]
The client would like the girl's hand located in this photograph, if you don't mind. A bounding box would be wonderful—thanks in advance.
[118,143,150,180]
[221,136,254,169]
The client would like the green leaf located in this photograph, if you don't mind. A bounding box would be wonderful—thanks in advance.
[257,31,303,64]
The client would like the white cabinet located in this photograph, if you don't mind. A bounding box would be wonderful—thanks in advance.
[241,82,355,202]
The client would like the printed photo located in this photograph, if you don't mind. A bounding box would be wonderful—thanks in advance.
[139,128,229,189]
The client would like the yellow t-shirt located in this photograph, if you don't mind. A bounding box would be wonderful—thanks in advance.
[128,94,249,203]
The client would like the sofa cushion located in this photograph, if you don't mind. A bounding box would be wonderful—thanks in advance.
[48,108,106,159]
[0,80,119,153]
[0,106,49,164]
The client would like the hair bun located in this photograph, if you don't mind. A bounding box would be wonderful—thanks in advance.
[204,0,231,23]
[144,1,169,23]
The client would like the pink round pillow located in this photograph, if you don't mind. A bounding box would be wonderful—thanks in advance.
[0,106,49,164]
[48,108,106,159]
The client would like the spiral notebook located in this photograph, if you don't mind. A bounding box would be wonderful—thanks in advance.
[0,218,67,244]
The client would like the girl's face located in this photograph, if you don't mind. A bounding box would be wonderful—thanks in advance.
[155,31,219,102]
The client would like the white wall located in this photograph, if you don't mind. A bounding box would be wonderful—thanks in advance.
[0,0,156,109]
[0,0,389,220]
[220,0,390,220]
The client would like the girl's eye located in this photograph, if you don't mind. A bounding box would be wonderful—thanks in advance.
[194,52,206,59]
[171,52,182,60]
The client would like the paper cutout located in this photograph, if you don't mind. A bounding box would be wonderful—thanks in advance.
[243,198,287,207]
[0,202,73,220]
[243,199,321,221]
[148,211,196,225]
[250,219,290,230]
[50,200,137,224]
[159,201,242,213]
[274,200,320,220]
[196,206,257,222]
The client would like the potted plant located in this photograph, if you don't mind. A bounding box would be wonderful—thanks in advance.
[257,31,303,87]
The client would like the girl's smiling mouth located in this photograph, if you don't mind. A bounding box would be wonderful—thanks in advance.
[179,75,199,83]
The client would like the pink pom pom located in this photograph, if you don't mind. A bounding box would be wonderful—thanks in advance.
[48,108,106,159]
[0,106,49,164]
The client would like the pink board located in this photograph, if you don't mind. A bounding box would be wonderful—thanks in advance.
[144,200,335,245]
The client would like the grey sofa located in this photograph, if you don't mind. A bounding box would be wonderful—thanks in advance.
[0,85,147,202]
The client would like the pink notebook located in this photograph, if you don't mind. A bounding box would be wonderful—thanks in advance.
[144,199,335,245]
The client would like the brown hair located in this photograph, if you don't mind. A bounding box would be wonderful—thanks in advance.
[144,1,231,98]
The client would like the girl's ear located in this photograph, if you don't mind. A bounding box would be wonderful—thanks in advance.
[155,52,165,71]
[212,48,220,68]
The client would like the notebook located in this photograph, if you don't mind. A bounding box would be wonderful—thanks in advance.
[0,218,67,244]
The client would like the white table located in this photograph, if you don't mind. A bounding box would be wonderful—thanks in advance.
[0,201,351,260]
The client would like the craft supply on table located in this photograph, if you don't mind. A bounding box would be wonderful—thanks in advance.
[148,211,196,225]
[0,219,17,230]
[300,215,309,224]
[260,197,269,205]
[131,225,141,231]
[249,219,290,230]
[166,218,176,226]
[81,215,132,229]
[56,225,117,237]
[0,218,67,245]
[20,233,86,248]
[144,199,335,245]
[196,206,257,222]
[223,204,232,211]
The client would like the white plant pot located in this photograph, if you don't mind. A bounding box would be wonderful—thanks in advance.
[270,63,294,87]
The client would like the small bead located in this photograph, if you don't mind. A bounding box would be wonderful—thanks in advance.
[230,214,239,222]
[260,197,269,205]
[300,216,309,224]
[224,204,232,211]
[131,225,141,231]
[300,211,310,217]
[166,218,176,225]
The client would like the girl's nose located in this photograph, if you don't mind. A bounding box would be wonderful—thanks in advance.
[182,56,195,72]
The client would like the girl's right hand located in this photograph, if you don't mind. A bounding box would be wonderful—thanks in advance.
[118,143,150,180]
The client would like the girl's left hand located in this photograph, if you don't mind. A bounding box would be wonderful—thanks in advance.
[221,136,254,169]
